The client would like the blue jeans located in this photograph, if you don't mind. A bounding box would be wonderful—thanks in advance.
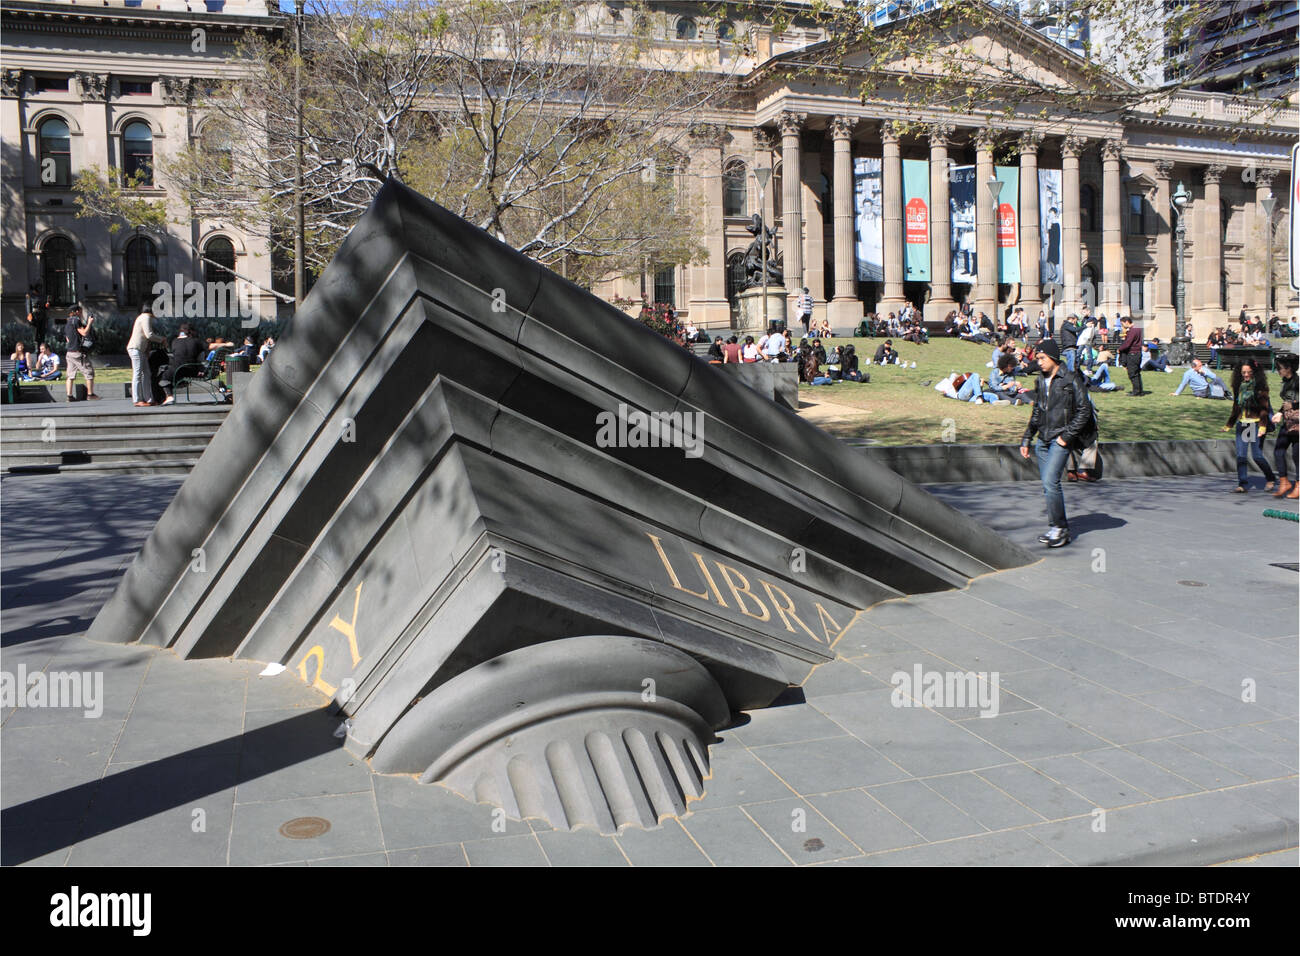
[955,376,983,402]
[1235,422,1276,486]
[1062,347,1077,372]
[1034,438,1071,530]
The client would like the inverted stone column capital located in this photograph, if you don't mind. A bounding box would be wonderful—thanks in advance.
[1203,163,1226,185]
[777,111,806,137]
[829,115,858,141]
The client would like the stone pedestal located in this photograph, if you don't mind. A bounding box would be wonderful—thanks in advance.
[737,285,787,334]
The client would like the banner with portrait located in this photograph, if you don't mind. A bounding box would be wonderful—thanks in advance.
[950,164,976,283]
[902,158,930,282]
[1039,168,1063,292]
[995,165,1020,284]
[853,157,883,282]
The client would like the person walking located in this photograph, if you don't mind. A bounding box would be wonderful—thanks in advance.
[1223,357,1276,493]
[796,286,814,336]
[63,305,101,401]
[1019,339,1095,548]
[1271,353,1299,498]
[1117,314,1146,396]
[127,304,166,406]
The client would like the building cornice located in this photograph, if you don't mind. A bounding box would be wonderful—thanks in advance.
[0,1,283,42]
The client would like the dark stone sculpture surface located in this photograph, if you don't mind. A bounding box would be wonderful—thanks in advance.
[86,179,1031,833]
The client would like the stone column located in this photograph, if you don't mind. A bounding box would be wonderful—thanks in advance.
[879,123,906,314]
[753,127,777,231]
[1017,132,1043,318]
[1100,139,1125,316]
[1193,163,1227,326]
[974,128,998,321]
[1152,159,1176,338]
[926,123,955,322]
[1253,168,1279,313]
[801,146,825,324]
[1061,134,1087,320]
[687,123,731,327]
[778,111,805,305]
[828,115,861,326]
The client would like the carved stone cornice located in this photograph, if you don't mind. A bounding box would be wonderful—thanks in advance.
[829,115,858,141]
[2,70,22,98]
[1100,139,1124,163]
[1017,130,1044,154]
[777,111,806,138]
[76,72,108,102]
[1203,163,1226,185]
[752,127,777,152]
[160,75,192,105]
[927,122,955,148]
[1062,134,1088,160]
[1153,159,1175,181]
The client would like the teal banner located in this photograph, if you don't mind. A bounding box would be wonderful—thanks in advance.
[996,165,1020,283]
[902,158,930,282]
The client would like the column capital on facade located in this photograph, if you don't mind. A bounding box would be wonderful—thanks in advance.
[688,123,730,149]
[777,111,806,137]
[77,72,108,102]
[1017,130,1044,153]
[1,70,23,98]
[880,120,903,146]
[972,127,1000,152]
[1255,167,1279,190]
[752,126,777,153]
[1203,163,1226,185]
[160,75,193,105]
[829,115,858,141]
[1062,134,1089,159]
[1100,138,1124,163]
[1153,159,1175,181]
[927,122,955,148]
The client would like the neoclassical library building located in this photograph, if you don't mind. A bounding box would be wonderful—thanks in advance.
[2,0,1296,339]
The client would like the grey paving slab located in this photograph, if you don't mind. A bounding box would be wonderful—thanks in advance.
[614,818,711,866]
[1124,739,1254,790]
[865,779,987,841]
[807,788,926,855]
[371,773,530,851]
[229,792,385,866]
[960,707,1111,761]
[728,700,849,748]
[1234,778,1300,824]
[235,707,373,804]
[691,739,796,808]
[741,797,862,864]
[923,771,1046,829]
[1028,755,1150,808]
[1077,747,1205,800]
[1009,632,1193,696]
[887,621,1048,676]
[1213,723,1300,771]
[386,843,468,866]
[812,687,1015,777]
[800,658,888,696]
[535,828,630,867]
[306,851,389,866]
[463,834,549,867]
[974,763,1096,819]
[679,807,793,866]
[858,829,1068,866]
[1135,686,1283,733]
[999,668,1197,744]
[750,734,909,792]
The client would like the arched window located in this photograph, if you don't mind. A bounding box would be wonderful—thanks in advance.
[41,236,77,307]
[723,158,747,217]
[38,117,71,187]
[122,121,154,186]
[124,236,159,309]
[1080,184,1096,232]
[726,251,747,303]
[204,236,236,286]
[717,20,736,41]
[676,17,697,40]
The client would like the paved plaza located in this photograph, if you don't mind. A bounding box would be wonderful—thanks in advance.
[2,471,1296,866]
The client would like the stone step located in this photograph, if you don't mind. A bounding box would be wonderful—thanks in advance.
[1,431,221,452]
[3,445,209,469]
[4,458,201,476]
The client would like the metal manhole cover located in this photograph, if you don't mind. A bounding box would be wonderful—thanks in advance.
[279,816,331,839]
[1177,580,1206,587]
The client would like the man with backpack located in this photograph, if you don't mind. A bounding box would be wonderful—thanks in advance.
[63,304,102,401]
[1019,339,1095,548]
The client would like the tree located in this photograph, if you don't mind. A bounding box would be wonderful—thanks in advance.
[79,0,742,291]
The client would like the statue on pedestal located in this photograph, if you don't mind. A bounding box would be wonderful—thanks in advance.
[742,214,783,288]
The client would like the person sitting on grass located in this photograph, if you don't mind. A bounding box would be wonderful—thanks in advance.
[839,344,866,383]
[1171,358,1227,399]
[9,342,31,379]
[30,343,61,381]
[1141,338,1169,373]
[936,371,997,404]
[1083,361,1119,392]
[988,353,1032,404]
[873,339,903,366]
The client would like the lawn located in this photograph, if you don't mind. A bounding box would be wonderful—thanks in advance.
[800,336,1290,447]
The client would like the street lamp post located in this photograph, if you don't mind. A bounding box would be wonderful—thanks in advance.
[1261,195,1276,322]
[753,166,772,330]
[1169,181,1192,366]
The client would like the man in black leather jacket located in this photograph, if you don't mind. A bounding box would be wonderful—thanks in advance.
[1019,339,1095,548]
